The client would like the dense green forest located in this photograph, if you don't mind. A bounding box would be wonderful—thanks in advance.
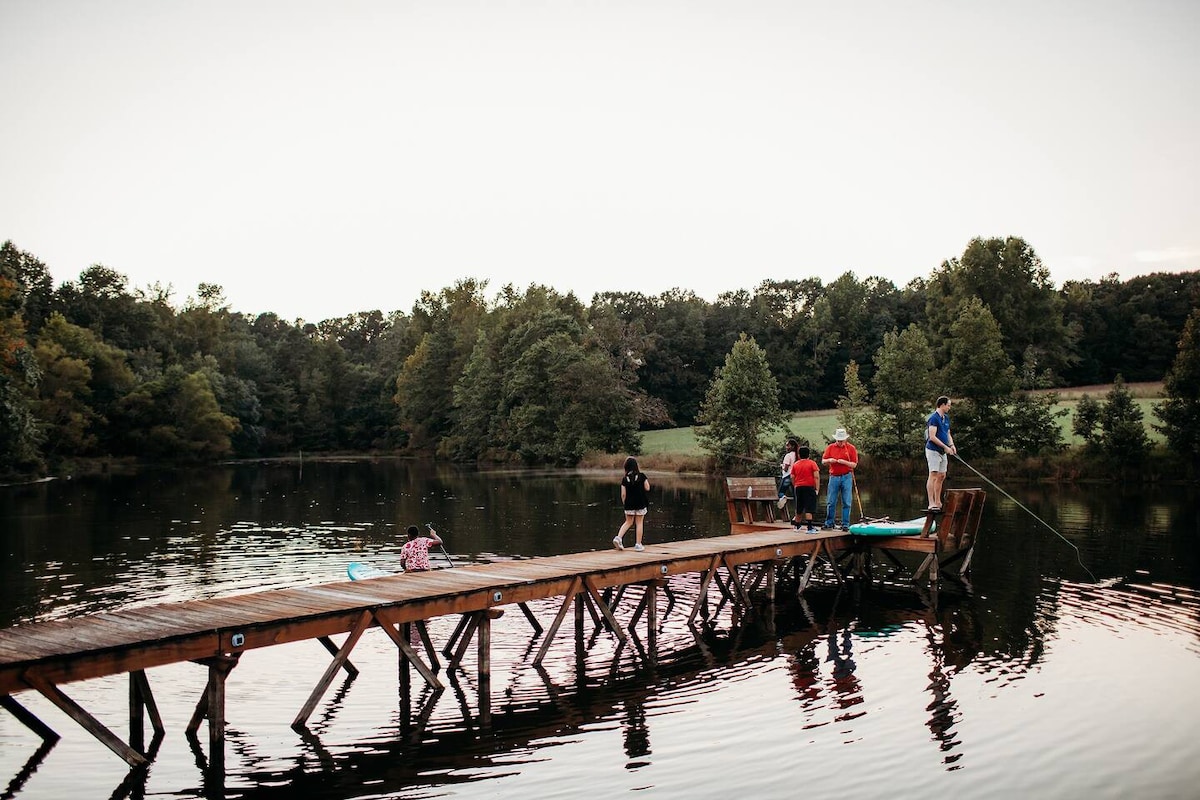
[2,235,1198,477]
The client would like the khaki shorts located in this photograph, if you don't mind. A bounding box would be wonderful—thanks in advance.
[926,449,948,473]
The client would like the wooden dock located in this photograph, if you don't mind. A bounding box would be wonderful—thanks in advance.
[0,527,849,770]
[724,479,987,584]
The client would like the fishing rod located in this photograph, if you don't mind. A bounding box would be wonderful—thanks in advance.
[950,454,1097,582]
[731,453,778,469]
[426,522,456,568]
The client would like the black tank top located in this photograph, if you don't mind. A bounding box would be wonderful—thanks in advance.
[622,472,649,510]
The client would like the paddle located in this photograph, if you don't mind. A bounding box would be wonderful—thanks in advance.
[426,522,455,568]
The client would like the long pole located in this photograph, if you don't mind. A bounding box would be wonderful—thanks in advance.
[950,454,1096,582]
[427,523,455,568]
[850,471,865,521]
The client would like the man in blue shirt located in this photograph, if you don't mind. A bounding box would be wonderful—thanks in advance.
[925,396,956,511]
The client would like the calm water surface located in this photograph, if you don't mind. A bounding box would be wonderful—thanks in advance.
[1,460,1198,799]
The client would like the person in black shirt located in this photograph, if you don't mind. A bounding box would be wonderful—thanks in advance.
[614,456,650,552]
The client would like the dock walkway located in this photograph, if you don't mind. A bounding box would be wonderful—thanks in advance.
[0,526,845,769]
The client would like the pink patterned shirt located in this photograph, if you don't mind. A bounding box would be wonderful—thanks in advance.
[400,538,434,571]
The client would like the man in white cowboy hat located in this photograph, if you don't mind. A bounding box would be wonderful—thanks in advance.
[821,427,858,530]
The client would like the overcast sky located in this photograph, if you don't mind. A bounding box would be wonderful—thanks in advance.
[2,1,1197,321]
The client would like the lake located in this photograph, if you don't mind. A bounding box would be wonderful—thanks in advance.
[1,460,1198,799]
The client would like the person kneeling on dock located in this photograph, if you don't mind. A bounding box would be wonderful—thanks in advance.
[790,445,821,533]
[400,525,443,572]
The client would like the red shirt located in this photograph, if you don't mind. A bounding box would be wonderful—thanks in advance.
[790,457,819,488]
[821,442,858,476]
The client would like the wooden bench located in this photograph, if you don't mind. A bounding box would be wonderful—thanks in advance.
[861,488,987,583]
[725,476,787,527]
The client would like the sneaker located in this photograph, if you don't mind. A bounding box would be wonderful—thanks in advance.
[822,524,836,530]
[806,526,818,533]
[839,524,849,532]
[776,496,789,509]
[612,537,624,550]
[791,520,802,530]
[634,543,645,552]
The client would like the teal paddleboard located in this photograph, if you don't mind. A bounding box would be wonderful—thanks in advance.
[347,561,395,580]
[848,516,929,536]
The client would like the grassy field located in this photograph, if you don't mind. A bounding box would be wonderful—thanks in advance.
[639,382,1166,458]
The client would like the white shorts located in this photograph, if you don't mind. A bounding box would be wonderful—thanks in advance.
[926,449,948,473]
[625,508,648,516]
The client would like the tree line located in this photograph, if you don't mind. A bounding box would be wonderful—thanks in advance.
[2,236,1198,478]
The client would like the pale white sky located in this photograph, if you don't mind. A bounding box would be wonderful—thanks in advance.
[2,0,1197,321]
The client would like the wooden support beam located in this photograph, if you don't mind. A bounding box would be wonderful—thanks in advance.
[442,613,472,657]
[23,670,146,767]
[478,612,492,728]
[581,590,603,631]
[580,588,603,629]
[878,548,907,570]
[450,614,482,670]
[822,541,845,584]
[797,551,819,593]
[610,585,628,615]
[184,654,239,774]
[292,609,372,729]
[687,556,721,625]
[661,579,677,622]
[375,609,444,691]
[399,622,411,709]
[711,569,735,605]
[959,546,976,576]
[647,580,659,653]
[415,621,440,673]
[1,693,59,742]
[628,585,650,629]
[317,636,360,677]
[534,577,583,665]
[583,576,627,643]
[721,554,755,613]
[517,601,543,635]
[129,669,163,752]
[203,658,232,770]
[130,671,144,752]
[187,679,208,735]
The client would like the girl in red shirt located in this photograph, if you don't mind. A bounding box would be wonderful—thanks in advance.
[789,445,821,533]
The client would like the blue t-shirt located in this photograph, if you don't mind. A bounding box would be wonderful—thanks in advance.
[926,410,951,452]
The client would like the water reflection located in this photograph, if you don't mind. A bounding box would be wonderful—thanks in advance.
[2,462,1199,798]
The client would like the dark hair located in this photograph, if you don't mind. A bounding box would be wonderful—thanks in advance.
[623,456,639,475]
[797,445,810,458]
[785,438,798,452]
[936,395,950,408]
[406,525,420,539]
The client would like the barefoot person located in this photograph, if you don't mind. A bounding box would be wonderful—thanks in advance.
[925,396,956,511]
[614,456,650,552]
